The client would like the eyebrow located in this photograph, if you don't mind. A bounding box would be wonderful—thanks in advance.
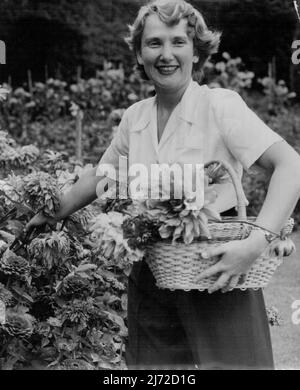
[144,35,188,43]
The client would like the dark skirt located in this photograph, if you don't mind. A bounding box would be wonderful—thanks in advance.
[125,261,274,370]
[125,209,274,370]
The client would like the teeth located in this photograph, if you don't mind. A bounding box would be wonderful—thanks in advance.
[157,66,178,74]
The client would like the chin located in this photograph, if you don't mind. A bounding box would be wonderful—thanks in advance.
[154,77,181,89]
[154,75,190,90]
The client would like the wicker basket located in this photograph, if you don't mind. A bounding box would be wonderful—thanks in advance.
[145,160,295,291]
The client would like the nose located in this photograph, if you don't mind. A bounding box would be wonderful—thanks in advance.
[160,42,174,62]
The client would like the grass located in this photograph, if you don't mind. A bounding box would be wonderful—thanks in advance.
[264,232,300,370]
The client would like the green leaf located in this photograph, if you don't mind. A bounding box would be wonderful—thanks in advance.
[165,218,181,227]
[180,209,190,217]
[185,221,194,236]
[75,263,97,272]
[192,219,200,237]
[11,286,34,303]
[183,222,194,244]
[203,206,222,221]
[121,294,127,311]
[76,271,93,279]
[6,220,24,236]
[41,338,50,348]
[198,217,211,239]
[90,352,101,362]
[172,225,184,243]
[103,310,127,337]
[47,317,62,327]
[0,300,6,325]
[0,229,15,244]
[54,280,63,293]
[110,355,121,364]
[25,275,32,286]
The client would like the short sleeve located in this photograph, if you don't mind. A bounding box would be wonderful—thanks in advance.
[97,108,129,181]
[212,90,284,170]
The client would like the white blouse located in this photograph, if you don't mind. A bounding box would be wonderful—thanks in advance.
[98,79,283,212]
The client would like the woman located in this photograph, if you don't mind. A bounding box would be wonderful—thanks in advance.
[26,0,300,370]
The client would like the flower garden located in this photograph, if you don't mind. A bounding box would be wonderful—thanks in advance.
[0,53,299,369]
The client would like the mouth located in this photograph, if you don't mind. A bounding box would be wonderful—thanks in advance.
[155,65,179,75]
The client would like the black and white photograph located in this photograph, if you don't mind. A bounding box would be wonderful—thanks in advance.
[0,0,300,373]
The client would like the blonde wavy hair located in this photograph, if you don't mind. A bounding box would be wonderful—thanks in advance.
[125,0,221,81]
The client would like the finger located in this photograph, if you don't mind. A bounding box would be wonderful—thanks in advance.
[24,221,33,233]
[208,273,231,294]
[26,225,37,239]
[194,262,224,282]
[200,244,227,259]
[238,274,246,285]
[221,274,240,293]
[24,218,39,232]
[24,213,44,233]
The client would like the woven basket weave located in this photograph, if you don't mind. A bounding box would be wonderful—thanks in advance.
[145,160,294,291]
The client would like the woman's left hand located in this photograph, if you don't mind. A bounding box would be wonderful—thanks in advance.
[194,234,268,293]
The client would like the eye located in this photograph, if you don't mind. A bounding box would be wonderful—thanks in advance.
[147,39,161,48]
[173,38,186,46]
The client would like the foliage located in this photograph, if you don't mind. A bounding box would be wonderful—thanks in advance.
[203,52,255,97]
[0,67,153,164]
[0,132,128,370]
[257,77,296,115]
[266,306,282,326]
[0,131,39,172]
[212,0,295,83]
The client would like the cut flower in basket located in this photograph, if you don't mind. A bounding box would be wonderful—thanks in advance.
[266,236,296,258]
[204,161,230,185]
[88,211,145,274]
[122,173,222,246]
[88,170,222,271]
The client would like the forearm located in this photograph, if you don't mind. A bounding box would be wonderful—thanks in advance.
[54,167,102,221]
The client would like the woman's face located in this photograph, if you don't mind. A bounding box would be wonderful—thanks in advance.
[137,14,198,93]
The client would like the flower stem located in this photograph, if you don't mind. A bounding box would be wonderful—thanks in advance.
[6,276,11,289]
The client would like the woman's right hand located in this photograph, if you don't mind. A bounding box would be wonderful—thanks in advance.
[25,212,57,233]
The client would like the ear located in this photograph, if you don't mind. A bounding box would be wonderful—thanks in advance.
[136,51,144,66]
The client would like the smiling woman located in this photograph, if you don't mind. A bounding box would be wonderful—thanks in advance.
[25,0,300,371]
[114,0,300,370]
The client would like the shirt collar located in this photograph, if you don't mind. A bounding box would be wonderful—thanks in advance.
[177,79,206,124]
[130,79,206,132]
[130,96,156,132]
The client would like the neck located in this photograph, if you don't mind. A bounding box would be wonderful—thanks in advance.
[155,79,191,110]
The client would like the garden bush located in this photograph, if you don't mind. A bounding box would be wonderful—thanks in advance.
[0,131,131,370]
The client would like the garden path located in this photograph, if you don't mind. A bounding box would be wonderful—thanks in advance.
[265,231,300,370]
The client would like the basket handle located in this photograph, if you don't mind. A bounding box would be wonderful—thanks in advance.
[204,160,247,220]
